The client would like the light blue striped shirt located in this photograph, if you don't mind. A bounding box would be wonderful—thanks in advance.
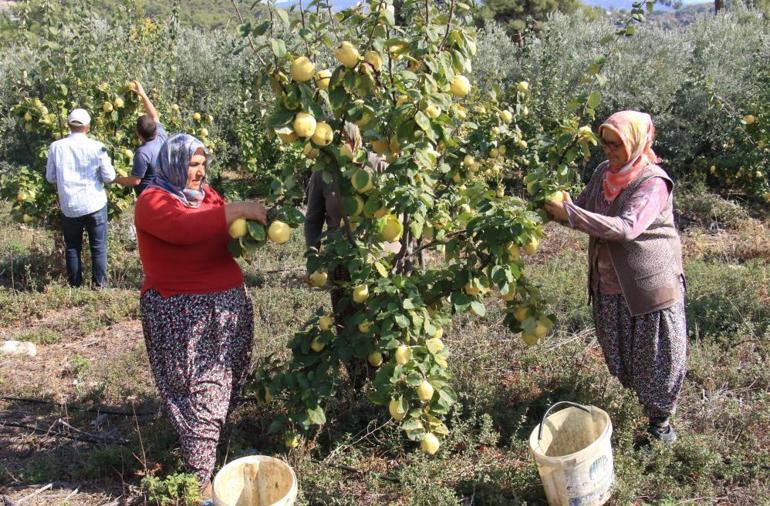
[45,132,116,218]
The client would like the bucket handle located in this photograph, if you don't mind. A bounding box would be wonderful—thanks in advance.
[537,401,591,441]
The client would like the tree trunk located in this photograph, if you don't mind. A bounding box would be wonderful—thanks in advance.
[714,0,724,14]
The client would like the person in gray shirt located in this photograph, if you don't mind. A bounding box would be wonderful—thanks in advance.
[114,80,167,195]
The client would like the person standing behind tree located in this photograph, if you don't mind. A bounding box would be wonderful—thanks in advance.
[304,122,388,320]
[113,80,167,195]
[46,108,115,288]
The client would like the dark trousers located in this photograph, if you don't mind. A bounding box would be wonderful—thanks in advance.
[61,205,108,288]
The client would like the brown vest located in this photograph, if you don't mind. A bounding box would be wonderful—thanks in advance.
[585,162,684,316]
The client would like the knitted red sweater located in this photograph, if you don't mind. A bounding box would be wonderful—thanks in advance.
[135,187,243,296]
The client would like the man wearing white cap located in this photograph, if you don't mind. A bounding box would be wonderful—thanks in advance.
[45,108,116,288]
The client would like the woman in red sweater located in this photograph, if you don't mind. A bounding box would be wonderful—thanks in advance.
[135,133,266,498]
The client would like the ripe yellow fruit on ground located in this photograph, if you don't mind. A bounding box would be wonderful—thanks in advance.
[308,270,327,287]
[395,345,412,365]
[318,315,333,331]
[450,75,471,97]
[500,110,513,123]
[291,56,315,82]
[293,112,317,138]
[312,121,334,146]
[743,114,756,125]
[315,69,331,90]
[351,168,374,193]
[501,286,516,302]
[310,337,325,352]
[389,399,406,421]
[114,97,124,109]
[533,321,549,339]
[358,321,371,333]
[523,237,539,255]
[517,81,529,93]
[335,41,360,68]
[193,112,202,121]
[102,101,113,113]
[268,220,292,244]
[521,332,538,347]
[352,284,369,303]
[368,351,383,367]
[365,50,383,71]
[228,218,248,239]
[421,433,440,455]
[284,433,301,449]
[417,380,434,401]
[514,305,529,322]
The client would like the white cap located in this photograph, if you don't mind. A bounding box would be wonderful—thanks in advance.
[67,108,91,126]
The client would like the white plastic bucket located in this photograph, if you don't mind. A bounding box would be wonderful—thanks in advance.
[212,455,297,506]
[528,401,614,506]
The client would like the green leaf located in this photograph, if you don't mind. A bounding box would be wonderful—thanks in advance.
[374,261,389,278]
[414,111,432,133]
[470,301,486,316]
[394,314,410,329]
[270,38,287,58]
[426,339,443,355]
[247,222,266,242]
[227,240,242,258]
[253,21,271,36]
[587,91,602,109]
[307,405,326,425]
[273,7,290,29]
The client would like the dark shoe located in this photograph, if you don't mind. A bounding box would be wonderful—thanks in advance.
[647,423,677,444]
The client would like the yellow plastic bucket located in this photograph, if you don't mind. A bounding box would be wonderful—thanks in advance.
[212,455,297,506]
[528,401,614,506]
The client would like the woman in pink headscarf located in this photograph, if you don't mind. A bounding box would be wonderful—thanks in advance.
[546,111,687,444]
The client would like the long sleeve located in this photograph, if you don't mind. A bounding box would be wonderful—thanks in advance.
[565,177,671,242]
[136,190,227,245]
[45,145,56,183]
[304,171,326,248]
[98,145,116,183]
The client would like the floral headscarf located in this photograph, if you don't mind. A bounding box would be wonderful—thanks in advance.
[598,111,661,202]
[148,133,209,208]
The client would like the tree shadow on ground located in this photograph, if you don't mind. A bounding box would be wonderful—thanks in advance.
[0,392,182,503]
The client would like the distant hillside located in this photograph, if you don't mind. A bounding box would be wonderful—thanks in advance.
[2,0,716,30]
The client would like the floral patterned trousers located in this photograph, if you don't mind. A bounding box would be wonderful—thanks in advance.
[141,286,254,483]
[592,289,688,420]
